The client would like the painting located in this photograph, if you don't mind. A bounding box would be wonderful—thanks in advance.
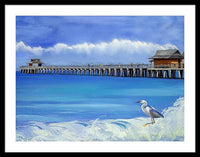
[16,15,184,141]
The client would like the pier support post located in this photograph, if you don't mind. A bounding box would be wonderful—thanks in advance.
[140,68,142,77]
[156,71,159,78]
[180,70,184,79]
[98,69,101,75]
[120,69,123,77]
[127,68,129,77]
[102,69,106,76]
[147,70,149,77]
[133,69,136,77]
[168,70,171,78]
[128,69,131,77]
[163,71,166,78]
[135,69,138,77]
[178,70,181,79]
[171,70,175,79]
[108,69,111,76]
[110,69,112,76]
[151,71,154,78]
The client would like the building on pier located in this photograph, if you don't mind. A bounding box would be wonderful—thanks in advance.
[28,59,43,67]
[149,49,184,68]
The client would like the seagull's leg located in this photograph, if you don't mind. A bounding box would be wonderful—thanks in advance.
[151,117,155,124]
[142,117,155,127]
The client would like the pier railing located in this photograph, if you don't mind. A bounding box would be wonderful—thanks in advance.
[20,64,152,69]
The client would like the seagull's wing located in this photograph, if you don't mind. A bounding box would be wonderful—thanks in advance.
[149,106,164,118]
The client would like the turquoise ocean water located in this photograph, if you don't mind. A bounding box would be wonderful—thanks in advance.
[16,72,184,141]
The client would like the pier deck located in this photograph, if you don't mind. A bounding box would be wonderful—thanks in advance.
[20,64,184,79]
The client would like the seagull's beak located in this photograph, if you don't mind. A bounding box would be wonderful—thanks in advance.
[136,101,141,103]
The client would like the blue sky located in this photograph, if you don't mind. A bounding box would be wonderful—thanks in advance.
[16,16,184,69]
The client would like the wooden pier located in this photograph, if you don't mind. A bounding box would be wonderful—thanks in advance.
[20,64,184,79]
[20,49,184,79]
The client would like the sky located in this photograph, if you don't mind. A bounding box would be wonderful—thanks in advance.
[16,16,184,69]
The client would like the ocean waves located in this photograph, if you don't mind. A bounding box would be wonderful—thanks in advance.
[16,97,184,141]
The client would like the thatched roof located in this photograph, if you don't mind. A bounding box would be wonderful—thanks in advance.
[149,49,184,59]
[28,59,43,64]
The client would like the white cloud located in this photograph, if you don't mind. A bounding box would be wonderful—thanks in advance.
[45,43,72,54]
[17,39,178,56]
[16,41,43,56]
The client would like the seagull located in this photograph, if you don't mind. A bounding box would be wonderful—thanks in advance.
[137,100,164,127]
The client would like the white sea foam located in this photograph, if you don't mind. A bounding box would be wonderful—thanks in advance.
[16,97,184,141]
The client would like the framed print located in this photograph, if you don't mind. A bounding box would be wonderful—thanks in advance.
[5,5,196,152]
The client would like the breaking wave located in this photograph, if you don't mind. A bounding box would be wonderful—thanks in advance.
[16,97,184,141]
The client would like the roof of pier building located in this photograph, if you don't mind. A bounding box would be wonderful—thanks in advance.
[149,49,184,60]
[28,59,43,65]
